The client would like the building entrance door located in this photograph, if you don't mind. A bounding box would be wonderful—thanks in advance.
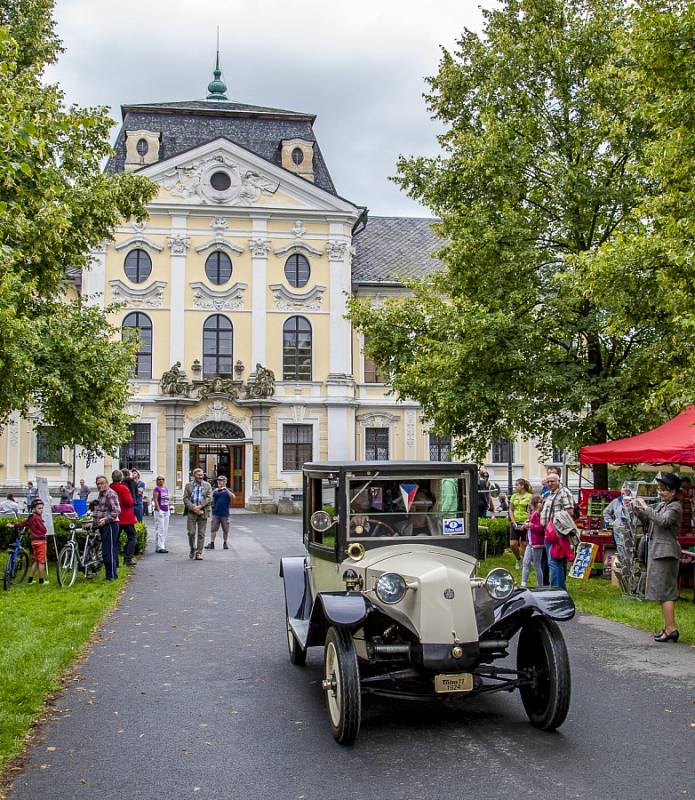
[189,444,245,508]
[188,421,247,508]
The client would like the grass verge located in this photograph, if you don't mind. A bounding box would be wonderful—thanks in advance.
[0,559,128,769]
[480,550,695,645]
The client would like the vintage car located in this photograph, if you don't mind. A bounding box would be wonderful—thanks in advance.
[280,462,575,745]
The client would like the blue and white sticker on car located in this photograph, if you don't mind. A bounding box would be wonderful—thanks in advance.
[442,518,466,536]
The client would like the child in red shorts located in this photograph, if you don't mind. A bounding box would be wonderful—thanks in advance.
[17,500,49,584]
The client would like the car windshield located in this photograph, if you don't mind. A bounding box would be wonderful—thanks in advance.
[347,474,470,540]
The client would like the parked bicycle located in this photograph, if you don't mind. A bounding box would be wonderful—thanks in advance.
[57,522,102,588]
[3,525,30,590]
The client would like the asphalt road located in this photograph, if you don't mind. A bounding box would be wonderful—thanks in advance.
[7,514,695,800]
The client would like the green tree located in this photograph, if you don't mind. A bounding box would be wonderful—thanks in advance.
[348,0,692,487]
[0,0,156,458]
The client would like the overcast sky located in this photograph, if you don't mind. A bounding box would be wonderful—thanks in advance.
[46,0,487,217]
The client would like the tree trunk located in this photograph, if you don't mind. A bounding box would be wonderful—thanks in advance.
[591,419,609,489]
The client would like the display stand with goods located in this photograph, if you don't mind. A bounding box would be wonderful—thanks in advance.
[612,510,646,599]
[576,488,620,569]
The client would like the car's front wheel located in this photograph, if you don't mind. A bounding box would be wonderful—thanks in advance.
[517,615,571,731]
[323,626,361,745]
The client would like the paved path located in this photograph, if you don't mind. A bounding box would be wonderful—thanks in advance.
[8,515,695,800]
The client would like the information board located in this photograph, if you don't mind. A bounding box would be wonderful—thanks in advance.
[569,541,598,580]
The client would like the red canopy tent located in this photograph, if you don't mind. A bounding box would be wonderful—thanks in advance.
[580,406,695,465]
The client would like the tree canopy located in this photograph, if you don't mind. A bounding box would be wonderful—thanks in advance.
[0,0,156,458]
[348,0,694,486]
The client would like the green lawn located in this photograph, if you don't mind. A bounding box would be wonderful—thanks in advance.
[0,559,127,768]
[480,550,695,645]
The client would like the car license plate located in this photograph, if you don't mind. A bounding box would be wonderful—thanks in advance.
[434,672,474,694]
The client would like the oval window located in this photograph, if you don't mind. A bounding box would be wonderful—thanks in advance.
[291,147,304,166]
[205,251,232,285]
[124,249,152,283]
[136,138,149,157]
[210,171,232,191]
[284,254,310,288]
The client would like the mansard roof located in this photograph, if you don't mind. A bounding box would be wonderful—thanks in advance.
[352,216,443,285]
[106,99,336,195]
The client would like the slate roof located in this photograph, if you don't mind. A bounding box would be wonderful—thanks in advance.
[106,99,336,194]
[351,216,444,284]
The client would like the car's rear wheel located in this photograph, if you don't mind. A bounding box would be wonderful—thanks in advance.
[323,626,361,745]
[517,615,571,731]
[286,609,306,666]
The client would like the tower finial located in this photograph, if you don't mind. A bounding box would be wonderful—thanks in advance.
[207,28,228,101]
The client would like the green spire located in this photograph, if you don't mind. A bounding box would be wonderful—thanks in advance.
[206,43,228,101]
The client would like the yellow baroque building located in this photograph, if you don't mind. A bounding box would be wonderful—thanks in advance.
[0,67,575,508]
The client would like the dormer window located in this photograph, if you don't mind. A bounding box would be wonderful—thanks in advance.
[281,139,314,182]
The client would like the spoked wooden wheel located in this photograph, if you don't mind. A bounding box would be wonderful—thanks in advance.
[323,626,361,745]
[517,615,571,731]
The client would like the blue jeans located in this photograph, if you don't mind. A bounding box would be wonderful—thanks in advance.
[549,556,567,590]
[133,503,144,524]
[101,521,119,579]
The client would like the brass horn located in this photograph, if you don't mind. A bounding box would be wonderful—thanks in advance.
[346,542,366,561]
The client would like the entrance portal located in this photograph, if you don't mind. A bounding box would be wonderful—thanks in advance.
[188,422,246,508]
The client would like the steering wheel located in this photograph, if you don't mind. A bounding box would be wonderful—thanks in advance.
[353,517,399,537]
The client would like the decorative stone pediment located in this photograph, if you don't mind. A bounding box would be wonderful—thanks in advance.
[195,237,244,255]
[184,402,250,439]
[274,240,323,257]
[110,279,167,308]
[159,150,280,206]
[190,281,247,311]
[356,412,399,427]
[114,235,163,253]
[269,283,325,312]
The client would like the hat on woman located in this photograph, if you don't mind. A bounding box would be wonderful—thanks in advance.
[656,473,681,492]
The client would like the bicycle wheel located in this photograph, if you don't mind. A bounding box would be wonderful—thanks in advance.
[13,550,29,585]
[3,556,14,591]
[57,545,78,588]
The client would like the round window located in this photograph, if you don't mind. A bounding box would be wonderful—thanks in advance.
[124,249,152,283]
[284,254,310,288]
[205,251,233,285]
[136,138,149,157]
[291,147,304,166]
[210,171,232,191]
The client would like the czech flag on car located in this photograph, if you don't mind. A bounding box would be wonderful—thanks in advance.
[400,483,419,512]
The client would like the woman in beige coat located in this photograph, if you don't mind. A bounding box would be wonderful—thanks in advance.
[633,473,682,642]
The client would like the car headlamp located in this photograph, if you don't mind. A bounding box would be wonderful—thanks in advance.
[484,568,515,600]
[374,572,407,604]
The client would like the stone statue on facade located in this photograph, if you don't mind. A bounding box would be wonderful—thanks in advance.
[160,362,190,396]
[246,363,276,399]
[199,375,239,400]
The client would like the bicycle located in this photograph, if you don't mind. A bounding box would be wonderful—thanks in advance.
[3,525,30,590]
[57,522,102,588]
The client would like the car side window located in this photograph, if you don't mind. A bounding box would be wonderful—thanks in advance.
[309,478,337,547]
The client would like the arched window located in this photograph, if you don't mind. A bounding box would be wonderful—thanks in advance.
[284,254,310,288]
[283,316,312,381]
[122,312,152,379]
[205,251,232,285]
[203,314,233,377]
[124,249,152,283]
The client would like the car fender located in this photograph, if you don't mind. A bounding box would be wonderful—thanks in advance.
[280,557,312,621]
[306,592,372,647]
[480,587,575,639]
